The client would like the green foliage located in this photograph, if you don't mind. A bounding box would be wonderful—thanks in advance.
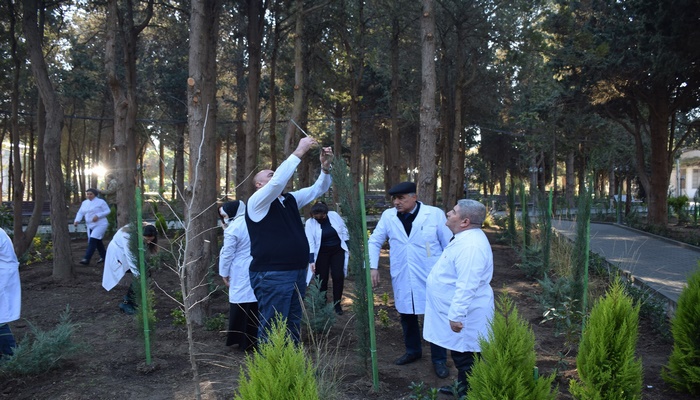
[171,308,186,327]
[668,195,690,223]
[540,294,584,351]
[303,278,336,335]
[133,279,157,336]
[381,292,390,306]
[507,178,517,241]
[155,212,167,236]
[204,313,227,332]
[572,183,592,315]
[235,317,318,400]
[0,204,12,229]
[407,381,439,399]
[622,282,670,340]
[569,279,642,400]
[0,307,83,377]
[21,234,53,265]
[520,182,531,248]
[662,265,700,395]
[377,309,390,328]
[331,157,371,368]
[106,205,117,237]
[468,294,557,399]
[517,245,545,278]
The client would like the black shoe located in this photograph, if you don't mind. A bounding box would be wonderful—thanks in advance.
[434,362,449,379]
[394,353,421,365]
[79,259,89,265]
[97,258,104,264]
[334,305,343,315]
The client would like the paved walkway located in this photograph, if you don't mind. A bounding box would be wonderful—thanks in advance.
[552,219,700,306]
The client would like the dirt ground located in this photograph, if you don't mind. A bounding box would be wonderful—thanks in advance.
[1,228,695,400]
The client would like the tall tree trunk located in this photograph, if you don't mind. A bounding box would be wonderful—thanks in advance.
[243,0,266,199]
[284,0,304,158]
[22,0,72,279]
[388,16,401,191]
[417,0,438,204]
[234,36,246,199]
[186,0,221,325]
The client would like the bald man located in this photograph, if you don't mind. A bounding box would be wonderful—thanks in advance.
[245,136,334,343]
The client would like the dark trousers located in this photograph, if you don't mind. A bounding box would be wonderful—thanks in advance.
[315,245,345,305]
[0,323,16,357]
[84,236,106,261]
[400,313,447,364]
[249,269,307,344]
[452,350,478,396]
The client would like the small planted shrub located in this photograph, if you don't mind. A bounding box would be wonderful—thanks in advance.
[235,316,318,400]
[569,279,642,400]
[303,277,336,335]
[468,294,557,399]
[204,313,227,332]
[662,265,700,395]
[0,307,83,377]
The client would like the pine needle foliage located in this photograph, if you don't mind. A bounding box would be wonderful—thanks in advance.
[520,182,531,249]
[235,317,319,400]
[330,157,371,369]
[507,179,517,241]
[572,183,591,315]
[303,277,336,335]
[0,307,83,377]
[662,265,700,395]
[569,279,642,400]
[468,294,557,400]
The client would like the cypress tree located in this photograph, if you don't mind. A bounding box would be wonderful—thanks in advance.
[662,265,700,395]
[569,279,642,399]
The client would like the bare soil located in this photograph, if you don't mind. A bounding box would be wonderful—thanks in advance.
[1,228,694,400]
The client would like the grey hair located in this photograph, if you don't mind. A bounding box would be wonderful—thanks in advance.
[456,199,486,226]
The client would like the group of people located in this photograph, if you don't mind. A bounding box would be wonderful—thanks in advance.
[215,136,494,396]
[218,137,346,351]
[369,182,494,397]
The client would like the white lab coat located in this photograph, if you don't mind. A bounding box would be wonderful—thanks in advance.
[423,228,494,352]
[74,197,110,240]
[368,202,452,314]
[0,229,20,324]
[305,211,350,284]
[102,226,140,291]
[219,213,256,304]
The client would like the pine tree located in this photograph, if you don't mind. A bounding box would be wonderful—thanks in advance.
[468,294,557,399]
[662,265,700,395]
[569,279,642,399]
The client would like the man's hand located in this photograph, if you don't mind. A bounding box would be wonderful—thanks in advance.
[92,215,99,222]
[222,276,230,287]
[292,136,317,159]
[449,320,463,333]
[371,269,380,287]
[320,146,334,169]
[310,262,316,275]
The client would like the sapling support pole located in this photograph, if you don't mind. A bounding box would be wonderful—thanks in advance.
[135,187,152,364]
[359,184,379,390]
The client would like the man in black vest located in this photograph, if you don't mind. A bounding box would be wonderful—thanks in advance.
[245,136,333,344]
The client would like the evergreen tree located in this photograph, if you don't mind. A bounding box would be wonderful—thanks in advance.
[662,265,700,395]
[468,294,557,399]
[569,279,642,400]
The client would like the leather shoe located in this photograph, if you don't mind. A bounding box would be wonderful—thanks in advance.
[79,259,89,265]
[394,353,421,365]
[434,362,449,379]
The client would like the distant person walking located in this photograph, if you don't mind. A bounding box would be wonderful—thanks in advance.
[0,229,20,358]
[304,201,349,315]
[74,188,110,265]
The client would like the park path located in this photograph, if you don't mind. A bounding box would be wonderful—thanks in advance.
[552,219,700,306]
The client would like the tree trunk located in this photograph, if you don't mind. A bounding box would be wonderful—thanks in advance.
[565,151,575,208]
[417,0,438,204]
[388,16,401,190]
[284,0,304,159]
[22,0,72,280]
[243,0,266,200]
[186,0,221,325]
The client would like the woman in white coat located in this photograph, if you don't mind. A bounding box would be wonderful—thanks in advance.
[0,229,20,357]
[304,201,349,315]
[218,200,257,351]
[73,188,111,265]
[102,224,158,314]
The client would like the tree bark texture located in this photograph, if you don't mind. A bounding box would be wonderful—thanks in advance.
[22,0,72,280]
[417,0,438,205]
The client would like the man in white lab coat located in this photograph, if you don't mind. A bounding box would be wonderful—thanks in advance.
[368,181,453,379]
[0,229,20,357]
[424,199,494,397]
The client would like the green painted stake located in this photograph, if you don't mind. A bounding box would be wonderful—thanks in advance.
[359,184,379,390]
[135,188,152,364]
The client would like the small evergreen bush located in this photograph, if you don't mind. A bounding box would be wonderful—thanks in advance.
[468,294,557,399]
[569,279,642,400]
[662,265,700,395]
[303,277,336,335]
[0,307,83,377]
[235,316,318,400]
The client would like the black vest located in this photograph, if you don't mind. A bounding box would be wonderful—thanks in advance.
[245,193,309,272]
